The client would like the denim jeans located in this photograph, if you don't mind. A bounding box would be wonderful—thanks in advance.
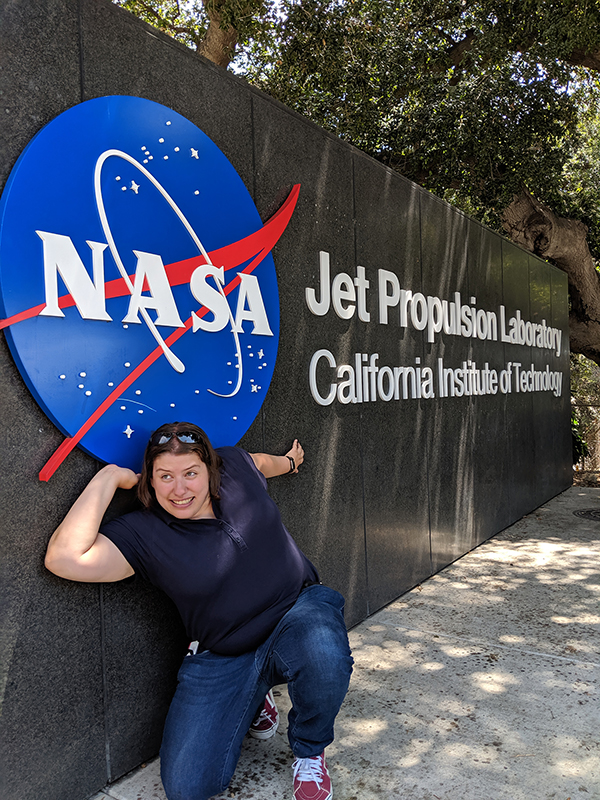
[160,585,353,800]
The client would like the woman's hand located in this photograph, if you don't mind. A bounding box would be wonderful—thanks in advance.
[250,439,305,478]
[285,439,304,473]
[106,464,140,491]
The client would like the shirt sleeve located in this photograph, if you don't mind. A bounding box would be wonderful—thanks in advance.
[100,513,151,581]
[217,446,268,491]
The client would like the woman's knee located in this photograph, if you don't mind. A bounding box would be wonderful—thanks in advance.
[301,616,353,676]
[275,590,353,680]
[287,634,353,707]
[160,757,231,800]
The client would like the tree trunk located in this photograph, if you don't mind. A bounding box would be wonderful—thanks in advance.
[501,189,600,367]
[198,1,238,68]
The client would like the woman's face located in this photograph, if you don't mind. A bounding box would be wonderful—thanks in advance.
[150,451,215,520]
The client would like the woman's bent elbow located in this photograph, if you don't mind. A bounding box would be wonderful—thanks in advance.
[44,550,70,579]
[44,547,86,581]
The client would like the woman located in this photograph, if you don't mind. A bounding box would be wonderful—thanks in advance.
[45,422,353,800]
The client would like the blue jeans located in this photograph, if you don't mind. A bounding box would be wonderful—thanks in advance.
[160,585,353,800]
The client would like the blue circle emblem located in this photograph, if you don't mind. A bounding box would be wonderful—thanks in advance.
[0,97,282,473]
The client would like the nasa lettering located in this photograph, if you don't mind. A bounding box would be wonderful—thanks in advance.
[0,97,296,477]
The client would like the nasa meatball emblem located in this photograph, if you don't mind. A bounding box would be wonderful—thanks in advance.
[0,96,299,478]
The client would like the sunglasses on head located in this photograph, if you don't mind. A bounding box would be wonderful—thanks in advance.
[150,431,201,446]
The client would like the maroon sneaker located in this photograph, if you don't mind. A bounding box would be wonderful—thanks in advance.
[292,752,332,800]
[248,689,279,740]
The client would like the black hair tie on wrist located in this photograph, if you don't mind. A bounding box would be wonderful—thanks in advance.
[286,456,295,473]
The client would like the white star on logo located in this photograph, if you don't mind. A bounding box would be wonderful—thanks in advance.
[191,148,199,159]
[251,384,258,393]
[258,349,264,359]
[130,181,140,194]
[124,425,134,438]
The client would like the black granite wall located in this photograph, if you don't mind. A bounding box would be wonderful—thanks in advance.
[0,1,572,798]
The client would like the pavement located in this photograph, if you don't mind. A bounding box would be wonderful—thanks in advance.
[91,485,600,800]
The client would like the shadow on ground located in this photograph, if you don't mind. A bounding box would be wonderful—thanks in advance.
[97,487,599,800]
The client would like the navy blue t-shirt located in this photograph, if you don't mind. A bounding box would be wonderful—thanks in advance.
[100,447,318,655]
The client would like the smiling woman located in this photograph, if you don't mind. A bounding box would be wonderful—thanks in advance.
[44,421,353,800]
[151,452,215,519]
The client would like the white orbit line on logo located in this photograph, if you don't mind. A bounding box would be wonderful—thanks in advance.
[121,397,157,412]
[93,149,244,398]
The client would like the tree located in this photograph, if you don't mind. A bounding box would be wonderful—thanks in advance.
[113,0,271,67]
[571,352,600,474]
[115,0,600,365]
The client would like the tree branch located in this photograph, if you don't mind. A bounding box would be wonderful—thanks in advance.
[566,48,600,71]
[501,190,600,366]
[446,29,477,67]
[429,22,600,80]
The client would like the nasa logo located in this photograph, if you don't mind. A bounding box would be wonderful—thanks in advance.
[0,96,299,479]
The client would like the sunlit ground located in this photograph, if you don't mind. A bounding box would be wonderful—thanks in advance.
[100,487,599,800]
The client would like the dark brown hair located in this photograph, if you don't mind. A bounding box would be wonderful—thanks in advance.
[137,422,222,509]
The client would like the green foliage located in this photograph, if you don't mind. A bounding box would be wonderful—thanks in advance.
[570,353,600,466]
[115,1,600,256]
[558,79,600,261]
[571,408,589,465]
[571,354,600,400]
[114,0,209,49]
[571,353,600,405]
[113,0,274,53]
[241,0,600,246]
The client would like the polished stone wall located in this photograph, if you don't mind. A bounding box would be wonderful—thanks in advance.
[0,1,572,798]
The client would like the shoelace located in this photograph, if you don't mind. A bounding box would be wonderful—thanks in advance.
[256,707,271,723]
[253,698,276,726]
[292,756,325,785]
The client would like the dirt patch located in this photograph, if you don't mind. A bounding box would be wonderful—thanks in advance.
[573,470,600,487]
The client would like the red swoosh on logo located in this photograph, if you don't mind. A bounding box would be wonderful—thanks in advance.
[0,183,299,480]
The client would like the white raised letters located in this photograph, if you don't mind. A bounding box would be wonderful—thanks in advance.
[190,265,230,332]
[378,269,400,325]
[305,251,331,316]
[233,273,273,335]
[306,252,371,321]
[122,251,185,328]
[37,234,275,344]
[37,231,112,321]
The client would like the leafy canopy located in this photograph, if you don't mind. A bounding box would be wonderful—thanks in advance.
[243,0,600,251]
[114,1,600,254]
[114,0,273,56]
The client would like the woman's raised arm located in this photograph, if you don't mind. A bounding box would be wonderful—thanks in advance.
[250,439,304,479]
[45,464,137,583]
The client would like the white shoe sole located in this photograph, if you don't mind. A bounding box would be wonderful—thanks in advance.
[248,715,279,739]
